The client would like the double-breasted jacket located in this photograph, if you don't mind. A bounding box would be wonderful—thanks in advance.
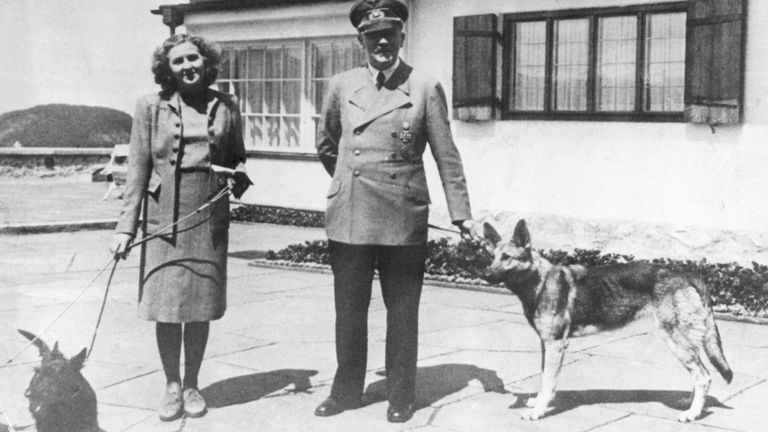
[317,61,472,245]
[116,89,247,238]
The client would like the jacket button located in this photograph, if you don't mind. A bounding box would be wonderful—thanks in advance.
[390,173,396,179]
[174,134,180,139]
[391,131,398,138]
[175,122,180,128]
[172,147,178,153]
[390,152,397,159]
[354,130,361,135]
[170,159,176,166]
[354,149,361,156]
[353,170,360,177]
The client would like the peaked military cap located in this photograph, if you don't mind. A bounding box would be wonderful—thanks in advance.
[349,0,408,34]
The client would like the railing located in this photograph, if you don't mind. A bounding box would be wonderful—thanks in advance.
[0,147,114,168]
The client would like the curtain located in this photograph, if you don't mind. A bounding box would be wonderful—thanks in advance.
[513,21,546,111]
[553,18,589,111]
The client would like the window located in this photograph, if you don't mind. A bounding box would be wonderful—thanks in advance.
[503,2,687,121]
[218,38,365,150]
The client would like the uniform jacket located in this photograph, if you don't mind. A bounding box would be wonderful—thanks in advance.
[116,89,247,237]
[317,61,472,245]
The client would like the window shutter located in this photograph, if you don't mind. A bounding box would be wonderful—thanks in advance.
[453,14,497,121]
[684,0,747,125]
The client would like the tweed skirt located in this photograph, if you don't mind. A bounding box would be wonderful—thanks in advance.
[138,170,229,322]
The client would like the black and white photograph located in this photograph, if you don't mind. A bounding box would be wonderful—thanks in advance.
[0,0,766,431]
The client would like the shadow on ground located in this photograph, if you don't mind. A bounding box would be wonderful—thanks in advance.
[512,389,731,418]
[364,363,507,409]
[0,421,108,432]
[201,369,318,408]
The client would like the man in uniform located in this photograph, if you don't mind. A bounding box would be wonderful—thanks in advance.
[314,0,474,423]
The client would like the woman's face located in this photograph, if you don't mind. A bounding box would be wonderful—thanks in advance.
[168,41,206,93]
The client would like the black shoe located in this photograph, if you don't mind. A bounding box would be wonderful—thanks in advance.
[387,403,415,423]
[314,396,359,417]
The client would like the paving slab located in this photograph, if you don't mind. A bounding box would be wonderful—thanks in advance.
[589,413,738,432]
[431,389,630,432]
[698,378,768,431]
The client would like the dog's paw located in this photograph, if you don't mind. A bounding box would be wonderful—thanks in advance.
[520,407,546,421]
[676,409,700,423]
[525,397,538,408]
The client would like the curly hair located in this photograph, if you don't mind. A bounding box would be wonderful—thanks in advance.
[151,34,222,97]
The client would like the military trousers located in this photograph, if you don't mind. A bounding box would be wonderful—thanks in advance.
[328,240,427,406]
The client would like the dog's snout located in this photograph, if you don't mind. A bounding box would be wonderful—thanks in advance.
[482,268,503,284]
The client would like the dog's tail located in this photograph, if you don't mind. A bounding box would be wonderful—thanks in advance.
[704,316,733,383]
[691,278,734,384]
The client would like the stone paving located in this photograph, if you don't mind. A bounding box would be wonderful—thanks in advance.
[1,178,767,431]
[1,229,767,432]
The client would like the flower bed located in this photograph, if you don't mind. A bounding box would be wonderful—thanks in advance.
[231,205,324,227]
[264,238,768,319]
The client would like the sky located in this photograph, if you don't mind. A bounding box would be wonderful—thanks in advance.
[0,0,189,116]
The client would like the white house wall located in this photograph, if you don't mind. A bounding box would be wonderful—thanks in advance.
[408,0,768,232]
[185,0,768,261]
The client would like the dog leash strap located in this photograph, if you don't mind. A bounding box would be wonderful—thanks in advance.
[3,257,118,367]
[127,184,233,252]
[428,223,462,235]
[86,258,119,361]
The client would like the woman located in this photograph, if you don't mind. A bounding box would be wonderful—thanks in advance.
[110,34,249,421]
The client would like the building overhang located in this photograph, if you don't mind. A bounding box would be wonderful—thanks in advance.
[151,0,341,33]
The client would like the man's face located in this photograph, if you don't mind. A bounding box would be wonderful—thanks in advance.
[358,27,405,71]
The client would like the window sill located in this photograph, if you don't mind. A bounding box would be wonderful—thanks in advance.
[245,149,319,161]
[501,112,684,123]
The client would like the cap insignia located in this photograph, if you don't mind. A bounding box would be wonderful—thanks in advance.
[369,9,384,20]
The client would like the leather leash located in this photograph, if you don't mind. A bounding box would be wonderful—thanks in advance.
[0,184,233,432]
[428,223,462,235]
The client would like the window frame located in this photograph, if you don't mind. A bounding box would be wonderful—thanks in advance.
[216,35,364,152]
[501,1,687,122]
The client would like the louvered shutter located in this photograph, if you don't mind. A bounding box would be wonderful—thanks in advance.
[453,14,497,121]
[684,0,747,124]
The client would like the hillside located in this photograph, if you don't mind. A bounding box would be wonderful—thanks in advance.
[0,104,131,148]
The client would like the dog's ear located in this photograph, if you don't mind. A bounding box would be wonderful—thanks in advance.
[483,222,502,247]
[18,329,51,358]
[512,219,531,251]
[70,348,87,371]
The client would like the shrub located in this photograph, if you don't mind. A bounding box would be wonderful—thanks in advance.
[231,205,324,227]
[264,240,330,264]
[425,237,493,280]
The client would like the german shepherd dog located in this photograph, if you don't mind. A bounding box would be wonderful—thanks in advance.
[481,220,733,422]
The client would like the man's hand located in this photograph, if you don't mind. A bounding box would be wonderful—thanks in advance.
[454,220,477,241]
[110,233,133,260]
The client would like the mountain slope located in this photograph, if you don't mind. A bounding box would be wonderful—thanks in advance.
[0,104,131,148]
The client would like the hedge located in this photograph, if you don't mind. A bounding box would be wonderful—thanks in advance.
[231,205,324,227]
[264,238,768,318]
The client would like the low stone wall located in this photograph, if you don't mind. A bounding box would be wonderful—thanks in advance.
[482,211,768,266]
[0,148,112,168]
